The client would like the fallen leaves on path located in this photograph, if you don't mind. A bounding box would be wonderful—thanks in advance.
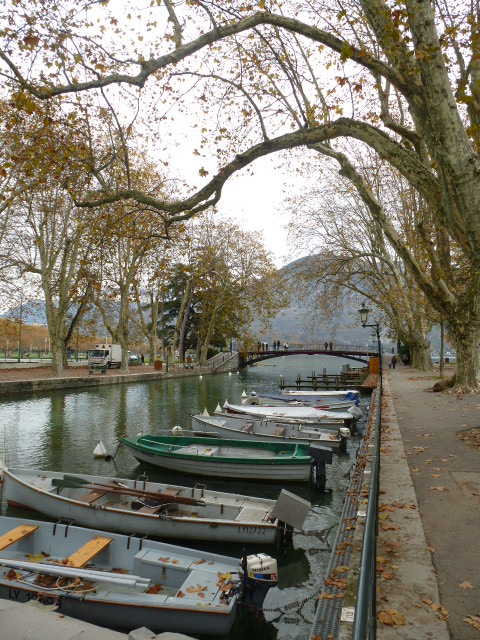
[430,486,449,491]
[423,598,449,620]
[464,615,480,631]
[457,428,480,451]
[377,608,405,626]
[459,581,474,590]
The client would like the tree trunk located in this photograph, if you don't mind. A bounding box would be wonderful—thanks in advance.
[410,341,431,371]
[451,323,480,391]
[439,320,444,378]
[170,279,194,363]
[50,335,65,377]
[148,292,159,365]
[178,288,193,362]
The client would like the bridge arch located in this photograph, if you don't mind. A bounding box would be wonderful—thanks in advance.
[238,348,375,368]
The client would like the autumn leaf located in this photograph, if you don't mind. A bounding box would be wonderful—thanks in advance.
[459,581,473,590]
[378,609,405,626]
[186,585,207,593]
[199,167,209,177]
[464,615,480,631]
[332,565,350,574]
[430,486,449,491]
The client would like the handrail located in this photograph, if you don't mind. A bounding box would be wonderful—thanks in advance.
[351,369,382,639]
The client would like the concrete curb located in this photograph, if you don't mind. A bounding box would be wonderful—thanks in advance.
[0,368,213,396]
[0,601,195,639]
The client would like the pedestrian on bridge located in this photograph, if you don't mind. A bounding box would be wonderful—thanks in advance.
[324,341,328,350]
[391,354,397,369]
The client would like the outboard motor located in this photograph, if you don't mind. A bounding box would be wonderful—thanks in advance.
[240,553,278,609]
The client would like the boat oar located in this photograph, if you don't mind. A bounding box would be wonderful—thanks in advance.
[52,476,203,506]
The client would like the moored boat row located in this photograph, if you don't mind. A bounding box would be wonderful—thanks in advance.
[0,382,365,637]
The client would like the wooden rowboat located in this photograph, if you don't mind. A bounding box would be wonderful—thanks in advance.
[0,516,277,636]
[120,435,315,482]
[3,467,309,545]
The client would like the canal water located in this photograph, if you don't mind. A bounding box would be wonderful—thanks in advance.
[0,355,367,640]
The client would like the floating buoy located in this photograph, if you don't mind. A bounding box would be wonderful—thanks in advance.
[228,371,232,376]
[93,439,108,458]
[172,426,183,436]
[137,430,144,437]
[236,371,239,374]
[199,375,203,380]
[241,390,247,398]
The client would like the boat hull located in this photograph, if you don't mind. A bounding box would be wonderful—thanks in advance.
[4,468,279,545]
[223,401,354,424]
[192,414,344,449]
[0,583,236,636]
[128,447,312,482]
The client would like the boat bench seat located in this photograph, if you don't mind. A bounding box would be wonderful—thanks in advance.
[178,569,221,602]
[235,506,269,522]
[65,536,112,568]
[76,488,111,504]
[0,525,38,551]
[135,548,191,571]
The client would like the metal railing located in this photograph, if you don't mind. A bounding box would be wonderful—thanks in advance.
[351,368,382,639]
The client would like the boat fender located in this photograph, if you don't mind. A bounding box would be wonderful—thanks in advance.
[93,439,108,458]
[172,426,183,436]
[339,427,351,439]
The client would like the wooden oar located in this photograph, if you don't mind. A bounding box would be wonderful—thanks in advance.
[52,476,202,506]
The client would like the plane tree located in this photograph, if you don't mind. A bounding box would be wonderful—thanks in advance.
[2,2,480,387]
[288,153,437,369]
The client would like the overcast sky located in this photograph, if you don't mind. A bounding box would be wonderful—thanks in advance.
[216,156,295,268]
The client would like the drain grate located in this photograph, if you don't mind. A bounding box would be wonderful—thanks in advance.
[310,407,373,639]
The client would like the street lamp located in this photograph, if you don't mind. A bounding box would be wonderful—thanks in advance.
[358,302,382,377]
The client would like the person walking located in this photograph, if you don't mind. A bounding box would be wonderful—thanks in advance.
[391,354,397,369]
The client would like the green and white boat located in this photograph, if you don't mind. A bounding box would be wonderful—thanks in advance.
[120,435,314,482]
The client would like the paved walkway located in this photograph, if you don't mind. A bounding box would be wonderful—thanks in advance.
[384,364,480,640]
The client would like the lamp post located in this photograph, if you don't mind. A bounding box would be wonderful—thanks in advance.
[358,302,382,378]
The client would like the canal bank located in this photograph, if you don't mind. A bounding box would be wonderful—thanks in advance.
[0,364,216,396]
